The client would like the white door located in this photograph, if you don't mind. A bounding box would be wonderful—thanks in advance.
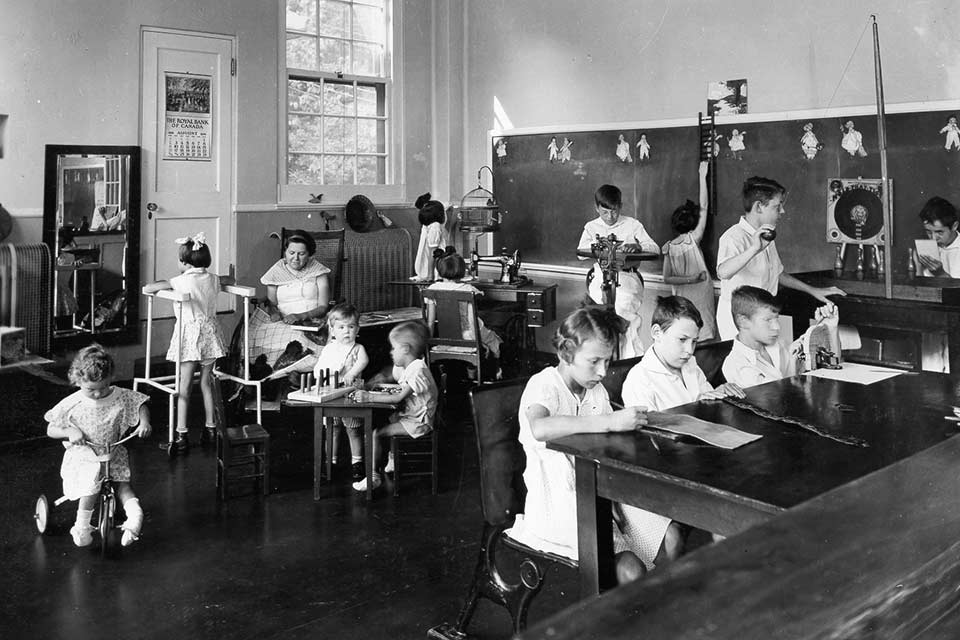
[140,28,234,316]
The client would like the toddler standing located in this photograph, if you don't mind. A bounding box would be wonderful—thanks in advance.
[144,232,229,452]
[45,344,151,547]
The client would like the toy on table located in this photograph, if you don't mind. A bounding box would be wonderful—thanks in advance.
[287,367,354,403]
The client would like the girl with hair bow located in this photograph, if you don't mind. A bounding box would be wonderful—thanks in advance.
[144,232,232,453]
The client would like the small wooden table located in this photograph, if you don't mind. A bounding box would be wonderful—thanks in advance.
[548,372,960,595]
[310,396,398,501]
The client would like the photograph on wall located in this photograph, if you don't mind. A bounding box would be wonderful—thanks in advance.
[707,79,748,115]
[163,72,212,161]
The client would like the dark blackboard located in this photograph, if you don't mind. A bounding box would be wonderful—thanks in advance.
[491,107,960,274]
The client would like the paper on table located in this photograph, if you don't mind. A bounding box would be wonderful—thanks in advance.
[803,362,903,385]
[286,386,353,404]
[915,238,940,262]
[647,412,762,449]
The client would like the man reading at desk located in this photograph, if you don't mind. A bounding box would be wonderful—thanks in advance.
[916,196,960,277]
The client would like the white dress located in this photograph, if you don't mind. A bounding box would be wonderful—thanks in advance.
[253,258,331,366]
[414,221,447,281]
[662,234,717,342]
[166,267,227,363]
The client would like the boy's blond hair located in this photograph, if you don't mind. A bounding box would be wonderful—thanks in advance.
[68,343,115,385]
[389,321,430,358]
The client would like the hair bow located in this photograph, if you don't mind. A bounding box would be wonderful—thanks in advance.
[175,232,206,249]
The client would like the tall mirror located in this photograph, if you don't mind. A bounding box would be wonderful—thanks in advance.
[43,145,140,344]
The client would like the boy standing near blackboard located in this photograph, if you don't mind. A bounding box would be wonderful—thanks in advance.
[577,184,659,356]
[715,176,845,340]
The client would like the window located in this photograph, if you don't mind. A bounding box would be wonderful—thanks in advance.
[283,0,394,196]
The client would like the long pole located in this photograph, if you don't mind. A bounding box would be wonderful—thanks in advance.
[872,15,893,299]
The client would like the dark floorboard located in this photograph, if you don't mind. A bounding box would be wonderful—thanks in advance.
[0,384,580,640]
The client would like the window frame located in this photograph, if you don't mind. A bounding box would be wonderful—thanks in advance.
[278,0,405,206]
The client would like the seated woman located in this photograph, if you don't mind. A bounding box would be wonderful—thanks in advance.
[249,230,331,373]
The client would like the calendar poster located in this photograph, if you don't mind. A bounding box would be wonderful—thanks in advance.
[163,72,212,161]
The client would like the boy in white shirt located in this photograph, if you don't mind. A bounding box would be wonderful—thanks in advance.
[916,196,960,277]
[715,176,844,340]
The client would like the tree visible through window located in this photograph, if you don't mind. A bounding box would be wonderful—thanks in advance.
[285,0,389,186]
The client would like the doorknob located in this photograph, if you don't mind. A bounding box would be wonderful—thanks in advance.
[146,202,158,219]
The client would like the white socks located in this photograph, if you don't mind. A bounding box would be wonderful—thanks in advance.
[70,509,95,547]
[121,498,143,547]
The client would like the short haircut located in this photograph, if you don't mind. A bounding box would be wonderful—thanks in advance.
[389,321,430,358]
[435,248,466,280]
[283,229,317,256]
[671,199,700,234]
[651,295,703,331]
[742,176,786,213]
[594,184,622,210]
[327,302,359,326]
[918,196,958,228]
[416,192,446,226]
[553,306,626,363]
[178,239,212,268]
[731,286,781,329]
[68,343,115,385]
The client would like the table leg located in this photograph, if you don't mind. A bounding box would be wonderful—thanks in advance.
[364,409,374,501]
[313,408,324,501]
[575,457,615,597]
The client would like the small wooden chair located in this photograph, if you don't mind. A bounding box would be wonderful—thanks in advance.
[211,375,271,500]
[427,377,577,639]
[389,369,447,496]
[422,288,485,385]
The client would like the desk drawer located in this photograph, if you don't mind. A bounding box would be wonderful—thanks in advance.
[527,309,545,327]
[527,292,546,309]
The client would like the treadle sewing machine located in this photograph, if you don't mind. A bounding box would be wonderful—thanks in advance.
[579,233,631,307]
[468,245,524,285]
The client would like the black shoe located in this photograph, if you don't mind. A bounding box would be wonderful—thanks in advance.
[200,426,217,446]
[351,462,364,482]
[174,433,190,453]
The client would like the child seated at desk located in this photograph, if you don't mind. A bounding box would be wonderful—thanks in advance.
[508,307,661,582]
[350,321,438,492]
[722,286,839,388]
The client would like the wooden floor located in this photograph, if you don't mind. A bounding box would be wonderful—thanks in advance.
[1,381,581,640]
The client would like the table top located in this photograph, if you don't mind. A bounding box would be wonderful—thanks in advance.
[574,249,660,262]
[548,372,960,515]
[313,396,398,411]
[389,279,557,294]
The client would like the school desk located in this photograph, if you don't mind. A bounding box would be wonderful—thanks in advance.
[547,371,959,596]
[522,433,960,640]
[307,396,398,501]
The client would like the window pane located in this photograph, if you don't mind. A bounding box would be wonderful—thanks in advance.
[323,82,355,116]
[286,34,316,70]
[355,84,382,117]
[352,42,383,77]
[323,116,356,153]
[288,154,324,184]
[357,118,379,153]
[324,155,356,184]
[286,0,317,33]
[288,79,324,114]
[317,0,350,38]
[288,114,323,153]
[352,5,385,43]
[356,156,385,184]
[318,37,349,73]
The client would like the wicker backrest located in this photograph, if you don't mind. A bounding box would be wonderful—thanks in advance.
[0,243,52,356]
[341,227,413,311]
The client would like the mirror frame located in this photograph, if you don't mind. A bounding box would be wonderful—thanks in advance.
[42,144,141,346]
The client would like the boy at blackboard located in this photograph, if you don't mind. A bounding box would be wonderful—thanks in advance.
[577,184,658,356]
[715,176,844,340]
[916,196,960,277]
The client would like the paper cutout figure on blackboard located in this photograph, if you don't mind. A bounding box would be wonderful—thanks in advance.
[636,134,650,161]
[728,129,746,160]
[940,116,960,151]
[496,138,507,162]
[713,132,723,158]
[559,137,573,163]
[800,122,822,160]
[547,136,559,163]
[615,134,633,163]
[841,120,867,157]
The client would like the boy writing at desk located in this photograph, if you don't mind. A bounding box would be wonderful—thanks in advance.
[716,176,844,340]
[916,196,960,277]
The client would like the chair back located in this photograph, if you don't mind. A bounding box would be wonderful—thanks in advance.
[281,227,346,304]
[342,227,413,311]
[469,377,530,527]
[601,356,641,408]
[694,339,733,386]
[422,288,482,350]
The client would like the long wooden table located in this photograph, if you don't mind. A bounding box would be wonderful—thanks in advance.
[547,371,960,595]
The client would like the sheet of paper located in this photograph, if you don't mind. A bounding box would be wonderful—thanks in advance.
[803,362,903,385]
[647,412,762,449]
[915,238,940,262]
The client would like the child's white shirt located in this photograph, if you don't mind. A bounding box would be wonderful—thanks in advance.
[622,347,713,411]
[922,232,960,277]
[314,340,364,379]
[721,338,795,388]
[716,217,784,340]
[169,267,220,321]
[577,216,658,254]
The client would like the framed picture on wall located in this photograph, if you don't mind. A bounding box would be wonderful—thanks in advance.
[708,79,748,115]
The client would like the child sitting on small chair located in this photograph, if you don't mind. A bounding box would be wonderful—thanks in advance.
[426,246,503,360]
[722,286,839,388]
[144,232,231,452]
[45,344,152,547]
[350,321,438,492]
[314,303,370,482]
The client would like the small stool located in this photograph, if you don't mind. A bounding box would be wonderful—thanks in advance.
[216,423,271,500]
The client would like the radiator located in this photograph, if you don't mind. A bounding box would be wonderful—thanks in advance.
[0,243,52,357]
[342,228,414,312]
